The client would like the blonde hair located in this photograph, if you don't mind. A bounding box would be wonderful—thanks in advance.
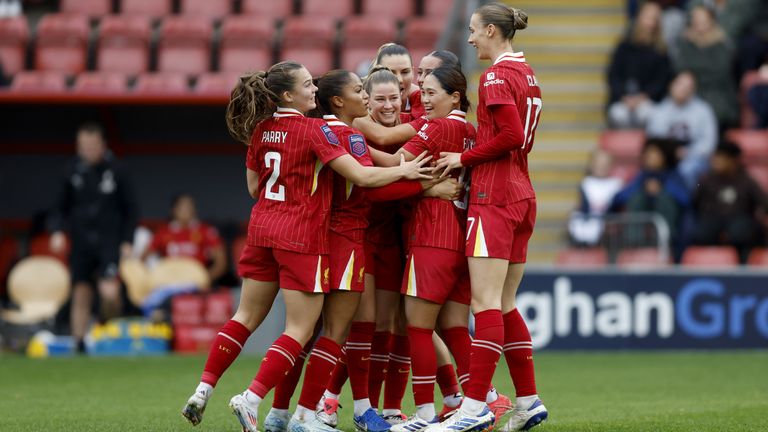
[475,2,528,41]
[363,66,400,96]
[225,61,304,144]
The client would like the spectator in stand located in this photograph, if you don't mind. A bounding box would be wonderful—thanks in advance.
[608,1,672,128]
[747,63,768,128]
[143,193,227,283]
[49,122,138,352]
[646,71,717,189]
[568,149,624,245]
[611,138,691,250]
[692,141,768,263]
[675,5,739,129]
[687,0,759,45]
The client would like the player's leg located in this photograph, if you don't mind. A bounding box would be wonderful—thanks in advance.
[434,333,462,417]
[70,281,93,350]
[370,287,398,408]
[96,276,122,322]
[382,299,410,424]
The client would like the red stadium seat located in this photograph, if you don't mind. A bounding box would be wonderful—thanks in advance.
[73,72,128,93]
[681,246,740,268]
[280,17,336,74]
[60,0,111,16]
[0,237,20,295]
[0,16,29,75]
[120,0,172,17]
[554,247,609,268]
[35,14,90,73]
[302,0,353,17]
[133,73,189,94]
[179,0,232,19]
[341,17,397,72]
[97,15,152,74]
[157,16,212,76]
[10,71,68,92]
[362,0,414,19]
[616,247,671,268]
[747,165,768,193]
[29,233,70,263]
[194,72,240,95]
[403,18,444,65]
[241,0,294,19]
[598,129,646,161]
[219,16,273,73]
[725,129,768,164]
[609,161,639,184]
[747,248,768,267]
[424,0,450,18]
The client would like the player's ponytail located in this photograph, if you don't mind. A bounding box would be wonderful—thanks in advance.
[314,70,355,117]
[475,2,528,41]
[226,61,304,144]
[428,66,471,112]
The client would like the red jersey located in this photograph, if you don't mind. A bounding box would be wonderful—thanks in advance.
[472,51,542,205]
[245,107,348,254]
[148,221,222,264]
[402,110,475,251]
[325,115,373,243]
[407,89,425,120]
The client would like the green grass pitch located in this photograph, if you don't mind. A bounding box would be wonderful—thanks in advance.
[2,351,767,431]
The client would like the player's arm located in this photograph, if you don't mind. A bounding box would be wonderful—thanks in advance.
[368,146,416,167]
[434,104,524,174]
[352,115,424,147]
[328,152,432,188]
[246,168,259,198]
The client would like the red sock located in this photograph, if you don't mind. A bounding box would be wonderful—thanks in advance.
[436,364,460,397]
[326,349,348,396]
[346,321,374,400]
[503,309,537,397]
[465,310,503,401]
[248,334,303,398]
[273,341,312,409]
[201,320,251,386]
[440,326,471,392]
[368,330,391,408]
[408,326,436,407]
[383,334,410,411]
[298,337,342,410]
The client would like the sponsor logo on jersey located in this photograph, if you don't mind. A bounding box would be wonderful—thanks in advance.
[320,124,340,145]
[484,78,505,87]
[349,134,367,156]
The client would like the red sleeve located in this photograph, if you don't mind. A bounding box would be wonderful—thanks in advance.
[364,180,424,202]
[245,143,259,172]
[460,104,524,166]
[310,123,349,164]
[148,227,166,254]
[402,121,440,157]
[408,116,428,132]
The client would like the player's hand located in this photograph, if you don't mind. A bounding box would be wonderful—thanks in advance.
[400,151,434,180]
[424,177,462,200]
[435,152,463,178]
[120,242,133,259]
[50,231,66,254]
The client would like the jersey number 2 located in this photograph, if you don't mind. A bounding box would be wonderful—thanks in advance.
[264,151,285,201]
[522,96,542,149]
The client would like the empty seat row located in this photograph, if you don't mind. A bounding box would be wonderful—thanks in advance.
[58,0,448,19]
[555,246,768,268]
[8,71,241,95]
[0,14,441,77]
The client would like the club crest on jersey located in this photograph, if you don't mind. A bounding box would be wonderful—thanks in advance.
[320,124,340,145]
[487,72,495,80]
[349,134,367,157]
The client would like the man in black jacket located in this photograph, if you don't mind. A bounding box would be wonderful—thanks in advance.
[49,122,138,351]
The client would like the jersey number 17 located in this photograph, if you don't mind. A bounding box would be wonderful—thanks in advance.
[522,96,542,150]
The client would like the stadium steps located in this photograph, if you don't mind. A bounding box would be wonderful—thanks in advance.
[500,0,626,264]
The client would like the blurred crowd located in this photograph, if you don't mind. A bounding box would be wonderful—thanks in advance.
[569,0,768,263]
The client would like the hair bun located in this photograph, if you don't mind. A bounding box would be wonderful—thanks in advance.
[512,8,528,30]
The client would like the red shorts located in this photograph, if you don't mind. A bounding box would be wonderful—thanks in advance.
[401,246,470,305]
[237,244,330,293]
[330,232,365,293]
[364,241,404,292]
[465,199,536,262]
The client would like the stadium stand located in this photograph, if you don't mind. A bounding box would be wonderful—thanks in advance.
[34,14,89,74]
[403,17,444,69]
[119,0,172,18]
[73,72,128,93]
[554,247,609,268]
[157,16,212,76]
[280,17,336,74]
[96,15,152,74]
[341,16,398,72]
[133,72,189,94]
[362,0,414,19]
[9,71,68,92]
[423,0,450,18]
[60,0,111,17]
[241,0,294,19]
[0,16,28,75]
[302,0,353,17]
[680,246,740,268]
[218,16,273,73]
[28,232,69,263]
[747,248,768,267]
[598,129,646,161]
[194,72,240,95]
[615,247,671,269]
[179,0,232,20]
[726,129,768,162]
